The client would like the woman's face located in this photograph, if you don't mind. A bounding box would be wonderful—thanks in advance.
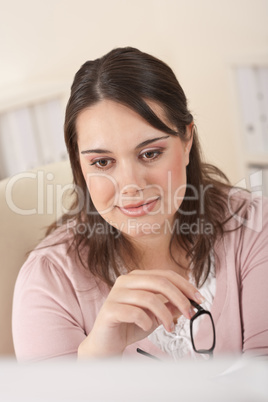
[76,99,192,239]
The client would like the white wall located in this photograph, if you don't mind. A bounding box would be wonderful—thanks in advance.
[1,0,268,183]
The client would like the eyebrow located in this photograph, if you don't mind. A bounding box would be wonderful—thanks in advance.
[80,135,170,154]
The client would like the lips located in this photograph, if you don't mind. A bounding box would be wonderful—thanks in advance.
[118,197,159,217]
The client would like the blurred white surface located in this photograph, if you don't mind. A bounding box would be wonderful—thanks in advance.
[0,357,267,401]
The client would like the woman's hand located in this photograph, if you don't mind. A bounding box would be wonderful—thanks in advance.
[77,269,204,359]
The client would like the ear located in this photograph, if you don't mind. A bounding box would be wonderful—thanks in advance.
[184,123,194,166]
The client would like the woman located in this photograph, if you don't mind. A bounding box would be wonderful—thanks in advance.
[12,47,268,361]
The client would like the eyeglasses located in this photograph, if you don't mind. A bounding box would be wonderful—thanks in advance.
[189,299,216,358]
[137,299,216,360]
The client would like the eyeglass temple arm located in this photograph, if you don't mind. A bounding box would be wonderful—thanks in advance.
[189,299,203,310]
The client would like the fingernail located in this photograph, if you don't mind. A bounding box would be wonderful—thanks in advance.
[189,307,195,319]
[170,322,175,332]
[195,292,206,303]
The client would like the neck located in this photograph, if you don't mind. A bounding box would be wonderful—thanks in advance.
[123,232,189,277]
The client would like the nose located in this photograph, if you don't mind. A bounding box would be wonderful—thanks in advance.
[115,161,145,196]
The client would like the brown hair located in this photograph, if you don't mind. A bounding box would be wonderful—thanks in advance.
[48,46,239,287]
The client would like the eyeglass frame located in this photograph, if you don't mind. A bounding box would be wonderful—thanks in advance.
[136,299,216,360]
[189,299,216,357]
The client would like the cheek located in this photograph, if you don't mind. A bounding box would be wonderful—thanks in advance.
[158,150,187,188]
[171,157,188,204]
[171,161,187,187]
[161,152,188,210]
[83,171,117,209]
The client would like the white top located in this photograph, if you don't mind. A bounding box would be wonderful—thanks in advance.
[148,260,216,360]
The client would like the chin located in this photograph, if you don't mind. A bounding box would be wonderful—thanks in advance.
[123,221,163,239]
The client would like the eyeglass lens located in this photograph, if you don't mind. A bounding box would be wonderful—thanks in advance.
[191,313,215,352]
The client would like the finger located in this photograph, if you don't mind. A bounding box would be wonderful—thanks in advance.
[116,272,196,319]
[164,301,182,323]
[129,269,205,304]
[110,288,175,332]
[102,301,154,332]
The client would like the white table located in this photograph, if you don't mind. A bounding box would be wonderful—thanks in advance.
[0,356,267,401]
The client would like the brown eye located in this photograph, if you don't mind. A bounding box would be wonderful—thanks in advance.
[90,158,114,169]
[140,150,163,161]
[144,151,156,159]
[97,159,108,167]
